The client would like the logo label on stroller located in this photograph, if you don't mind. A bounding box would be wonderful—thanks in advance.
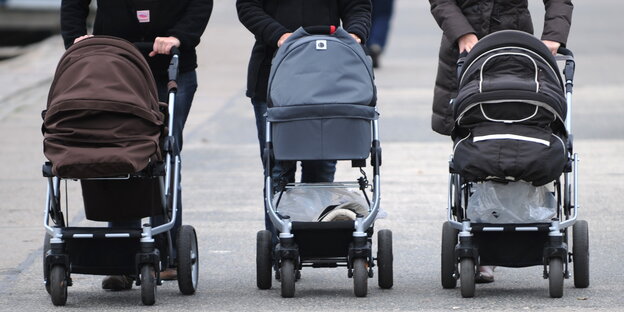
[137,10,150,23]
[316,40,327,50]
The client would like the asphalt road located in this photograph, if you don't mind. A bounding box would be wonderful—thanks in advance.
[0,0,623,311]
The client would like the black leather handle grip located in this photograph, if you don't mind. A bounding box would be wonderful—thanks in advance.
[302,25,336,35]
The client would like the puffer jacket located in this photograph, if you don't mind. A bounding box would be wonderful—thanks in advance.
[429,0,573,135]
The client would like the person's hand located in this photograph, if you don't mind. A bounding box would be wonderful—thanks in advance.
[349,33,362,44]
[542,40,560,56]
[277,32,292,47]
[73,35,93,44]
[149,36,181,57]
[458,33,478,53]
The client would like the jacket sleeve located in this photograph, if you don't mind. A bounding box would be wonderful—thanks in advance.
[60,0,91,49]
[166,0,213,50]
[541,0,573,45]
[236,0,289,48]
[338,0,371,44]
[429,0,475,44]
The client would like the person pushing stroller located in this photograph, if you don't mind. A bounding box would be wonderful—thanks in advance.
[60,0,213,290]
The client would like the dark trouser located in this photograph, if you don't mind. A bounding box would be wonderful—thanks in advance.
[368,0,395,49]
[111,70,197,262]
[251,98,336,237]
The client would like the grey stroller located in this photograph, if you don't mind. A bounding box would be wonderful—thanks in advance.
[257,26,393,298]
[442,30,589,298]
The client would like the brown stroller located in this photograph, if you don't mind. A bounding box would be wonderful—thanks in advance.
[41,36,198,306]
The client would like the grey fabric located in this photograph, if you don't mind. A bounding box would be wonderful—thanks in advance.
[268,27,375,108]
[267,104,377,122]
[272,118,372,161]
[266,27,377,161]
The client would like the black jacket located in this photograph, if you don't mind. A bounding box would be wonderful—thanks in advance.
[429,0,573,135]
[236,0,372,100]
[61,0,213,76]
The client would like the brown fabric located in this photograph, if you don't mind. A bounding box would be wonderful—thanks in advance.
[81,178,163,221]
[429,0,573,135]
[43,36,166,178]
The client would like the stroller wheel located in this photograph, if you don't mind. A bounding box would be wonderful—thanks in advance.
[256,230,273,289]
[548,257,564,298]
[280,259,296,298]
[441,222,458,289]
[177,225,199,295]
[49,265,67,306]
[140,264,157,305]
[377,229,393,289]
[353,258,368,297]
[572,220,590,288]
[43,234,51,295]
[459,258,475,298]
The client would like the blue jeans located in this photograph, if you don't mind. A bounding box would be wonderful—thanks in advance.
[111,70,197,261]
[251,98,336,233]
[368,0,395,49]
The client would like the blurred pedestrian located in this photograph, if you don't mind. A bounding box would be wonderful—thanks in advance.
[368,0,395,68]
[61,0,212,290]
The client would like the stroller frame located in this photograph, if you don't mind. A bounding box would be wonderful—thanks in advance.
[260,115,390,298]
[442,46,589,298]
[42,43,198,306]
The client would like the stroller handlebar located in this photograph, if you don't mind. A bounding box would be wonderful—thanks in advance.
[133,42,180,57]
[133,42,180,85]
[302,25,337,35]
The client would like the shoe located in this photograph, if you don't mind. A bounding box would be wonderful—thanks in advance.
[475,266,495,283]
[101,275,133,290]
[160,268,178,281]
[368,44,382,68]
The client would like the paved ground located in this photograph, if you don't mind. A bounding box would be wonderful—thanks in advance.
[0,0,623,310]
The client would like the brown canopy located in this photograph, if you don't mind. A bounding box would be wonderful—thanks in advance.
[43,36,166,178]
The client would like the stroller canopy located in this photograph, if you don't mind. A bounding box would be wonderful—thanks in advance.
[265,27,378,161]
[43,36,165,178]
[454,30,567,129]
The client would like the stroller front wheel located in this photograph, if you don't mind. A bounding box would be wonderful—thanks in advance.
[459,258,475,298]
[548,257,564,298]
[280,259,296,298]
[140,264,157,305]
[353,258,368,297]
[49,265,68,306]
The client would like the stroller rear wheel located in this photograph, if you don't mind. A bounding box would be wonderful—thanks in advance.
[441,222,458,289]
[280,259,296,298]
[548,257,564,298]
[43,234,51,295]
[177,225,199,295]
[459,258,475,298]
[353,258,368,297]
[572,220,590,288]
[140,264,157,305]
[256,230,273,290]
[49,265,67,306]
[377,229,393,289]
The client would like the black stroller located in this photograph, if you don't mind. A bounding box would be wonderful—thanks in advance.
[256,26,393,298]
[441,30,589,298]
[41,36,198,306]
